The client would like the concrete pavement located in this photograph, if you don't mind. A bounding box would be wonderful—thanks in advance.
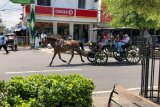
[93,93,109,107]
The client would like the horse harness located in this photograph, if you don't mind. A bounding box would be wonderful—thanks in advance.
[54,39,80,51]
[54,39,64,47]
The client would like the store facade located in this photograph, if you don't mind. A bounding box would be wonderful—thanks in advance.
[23,0,101,42]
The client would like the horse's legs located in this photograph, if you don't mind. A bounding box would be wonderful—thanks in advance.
[58,53,67,63]
[79,53,85,62]
[49,52,57,66]
[76,50,85,63]
[68,51,74,64]
[80,55,85,62]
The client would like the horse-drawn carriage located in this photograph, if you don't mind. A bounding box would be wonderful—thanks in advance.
[86,27,141,64]
[46,28,142,66]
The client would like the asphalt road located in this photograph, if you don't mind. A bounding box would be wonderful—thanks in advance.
[0,48,144,92]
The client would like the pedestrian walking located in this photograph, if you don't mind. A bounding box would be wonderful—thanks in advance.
[0,34,9,54]
[35,36,40,49]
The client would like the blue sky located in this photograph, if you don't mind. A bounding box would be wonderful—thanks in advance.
[0,0,22,28]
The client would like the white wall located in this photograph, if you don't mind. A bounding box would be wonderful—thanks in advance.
[36,0,97,9]
[86,0,93,9]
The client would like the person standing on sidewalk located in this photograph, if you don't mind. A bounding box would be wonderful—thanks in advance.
[35,35,40,49]
[0,34,9,54]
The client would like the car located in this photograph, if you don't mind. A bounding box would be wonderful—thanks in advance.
[6,33,17,51]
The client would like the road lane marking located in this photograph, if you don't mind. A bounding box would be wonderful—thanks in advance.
[5,69,82,74]
[93,87,141,94]
[93,86,158,95]
[93,90,112,94]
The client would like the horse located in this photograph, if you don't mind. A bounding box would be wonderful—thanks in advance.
[46,36,85,66]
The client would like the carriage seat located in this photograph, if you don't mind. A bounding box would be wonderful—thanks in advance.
[119,38,131,48]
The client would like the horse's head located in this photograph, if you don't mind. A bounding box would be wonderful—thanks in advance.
[46,37,58,47]
[46,36,64,48]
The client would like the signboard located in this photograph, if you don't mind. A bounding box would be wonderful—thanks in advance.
[54,8,74,17]
[24,5,52,15]
[76,9,98,18]
[10,0,31,4]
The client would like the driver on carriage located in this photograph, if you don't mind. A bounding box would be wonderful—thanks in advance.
[115,32,131,54]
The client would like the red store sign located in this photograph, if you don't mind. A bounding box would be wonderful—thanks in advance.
[54,8,74,16]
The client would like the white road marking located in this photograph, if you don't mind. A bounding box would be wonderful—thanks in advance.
[93,90,112,94]
[93,86,158,95]
[93,87,141,94]
[5,69,82,74]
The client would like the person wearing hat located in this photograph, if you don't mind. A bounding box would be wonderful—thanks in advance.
[0,34,9,54]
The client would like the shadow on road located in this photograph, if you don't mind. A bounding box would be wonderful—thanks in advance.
[91,61,141,67]
[47,61,141,68]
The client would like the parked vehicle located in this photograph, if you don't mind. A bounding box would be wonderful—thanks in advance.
[6,33,17,51]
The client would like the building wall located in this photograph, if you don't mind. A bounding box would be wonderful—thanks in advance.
[24,0,101,42]
[46,0,97,9]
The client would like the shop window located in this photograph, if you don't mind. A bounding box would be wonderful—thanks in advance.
[57,23,69,40]
[35,22,53,35]
[74,24,88,42]
[78,0,86,9]
[37,0,50,6]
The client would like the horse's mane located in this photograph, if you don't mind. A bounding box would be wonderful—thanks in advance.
[48,34,63,39]
[46,36,64,48]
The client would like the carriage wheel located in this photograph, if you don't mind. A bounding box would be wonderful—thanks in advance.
[95,51,108,64]
[103,46,108,53]
[87,51,96,63]
[87,55,96,63]
[113,51,125,61]
[125,45,141,64]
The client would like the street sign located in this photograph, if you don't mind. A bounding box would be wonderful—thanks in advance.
[10,0,31,4]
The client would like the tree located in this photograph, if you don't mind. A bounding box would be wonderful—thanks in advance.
[102,0,160,29]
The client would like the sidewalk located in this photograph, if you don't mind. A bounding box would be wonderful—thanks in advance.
[93,93,109,107]
[92,89,141,107]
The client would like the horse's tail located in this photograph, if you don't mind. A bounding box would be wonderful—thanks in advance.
[79,42,84,50]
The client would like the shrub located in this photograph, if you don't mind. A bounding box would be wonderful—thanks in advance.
[4,74,95,107]
[0,81,10,107]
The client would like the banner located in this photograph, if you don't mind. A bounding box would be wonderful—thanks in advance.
[29,4,35,48]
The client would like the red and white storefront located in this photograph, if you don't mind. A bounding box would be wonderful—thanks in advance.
[23,1,100,43]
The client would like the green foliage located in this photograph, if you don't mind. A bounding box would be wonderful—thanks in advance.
[0,81,10,107]
[102,0,160,29]
[2,74,95,107]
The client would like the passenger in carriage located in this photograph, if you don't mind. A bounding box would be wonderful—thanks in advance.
[99,31,110,48]
[115,32,130,54]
